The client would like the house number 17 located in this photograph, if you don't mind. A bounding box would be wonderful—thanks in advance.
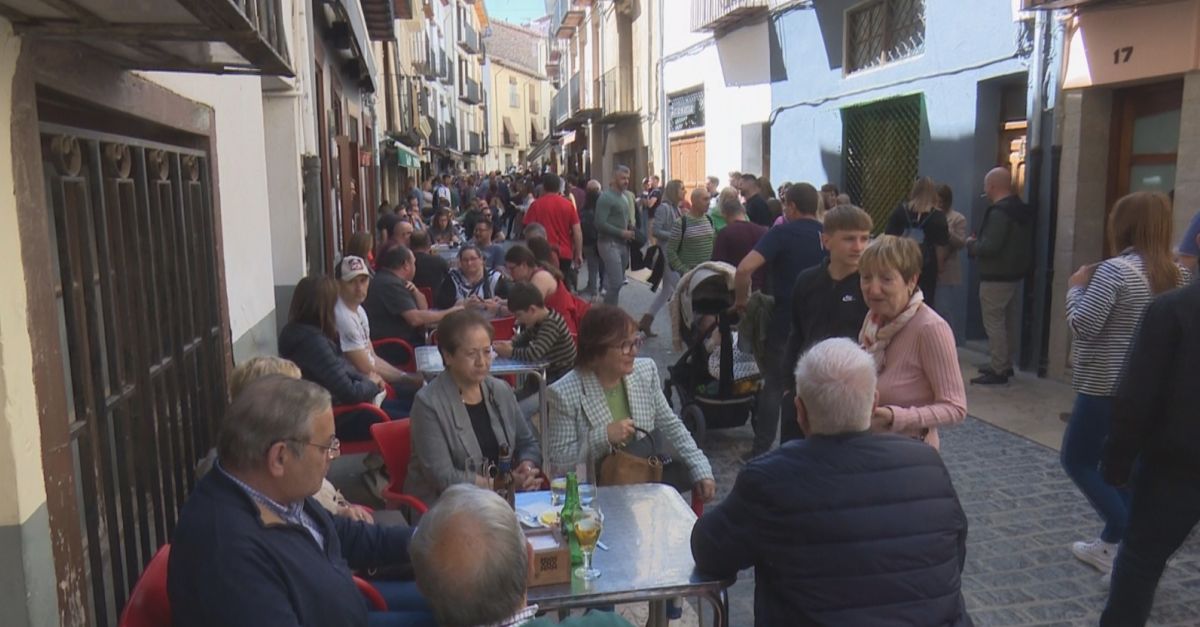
[1113,47,1134,64]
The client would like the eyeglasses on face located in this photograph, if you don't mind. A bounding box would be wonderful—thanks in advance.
[288,437,341,460]
[613,335,645,355]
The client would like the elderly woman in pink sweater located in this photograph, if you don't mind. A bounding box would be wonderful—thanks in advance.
[858,235,966,449]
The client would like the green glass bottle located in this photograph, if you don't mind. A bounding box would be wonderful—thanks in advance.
[560,471,583,566]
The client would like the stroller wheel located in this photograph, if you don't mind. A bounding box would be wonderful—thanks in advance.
[681,405,706,448]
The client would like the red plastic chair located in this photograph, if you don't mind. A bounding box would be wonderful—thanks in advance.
[333,403,391,455]
[490,316,516,341]
[372,337,417,373]
[354,576,388,611]
[370,419,429,514]
[119,545,172,627]
[418,286,434,307]
[117,545,387,625]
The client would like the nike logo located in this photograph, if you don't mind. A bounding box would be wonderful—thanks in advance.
[842,295,856,302]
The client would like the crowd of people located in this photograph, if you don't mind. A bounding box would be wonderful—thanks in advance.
[162,162,1199,627]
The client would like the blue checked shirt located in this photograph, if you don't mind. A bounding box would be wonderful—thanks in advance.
[218,460,325,551]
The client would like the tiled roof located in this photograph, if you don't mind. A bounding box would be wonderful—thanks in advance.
[486,19,544,77]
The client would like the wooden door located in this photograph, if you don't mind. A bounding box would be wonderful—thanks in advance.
[669,132,706,199]
[1105,79,1183,252]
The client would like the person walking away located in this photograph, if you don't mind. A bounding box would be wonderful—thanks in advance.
[885,176,949,311]
[778,206,873,445]
[734,183,826,459]
[967,167,1035,384]
[638,179,685,337]
[935,184,969,341]
[579,180,604,297]
[1061,190,1189,580]
[523,173,583,288]
[594,166,636,306]
[741,174,773,227]
[1100,279,1200,625]
[711,196,767,290]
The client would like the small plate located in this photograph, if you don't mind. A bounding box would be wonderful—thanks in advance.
[539,509,560,527]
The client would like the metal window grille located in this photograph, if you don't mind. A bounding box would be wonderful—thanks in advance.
[847,0,926,74]
[41,124,227,626]
[842,94,923,233]
[668,90,705,132]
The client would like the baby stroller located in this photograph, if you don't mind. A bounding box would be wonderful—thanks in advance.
[662,267,762,446]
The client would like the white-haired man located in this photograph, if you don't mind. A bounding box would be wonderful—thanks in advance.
[691,338,970,626]
[410,485,633,627]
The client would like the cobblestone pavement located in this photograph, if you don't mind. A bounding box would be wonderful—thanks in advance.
[623,276,1200,627]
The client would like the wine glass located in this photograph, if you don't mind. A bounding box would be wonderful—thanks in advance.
[573,506,604,581]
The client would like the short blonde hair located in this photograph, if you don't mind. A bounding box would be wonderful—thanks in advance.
[859,235,923,282]
[823,205,873,234]
[229,356,302,399]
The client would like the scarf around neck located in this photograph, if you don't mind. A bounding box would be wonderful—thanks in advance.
[859,289,924,372]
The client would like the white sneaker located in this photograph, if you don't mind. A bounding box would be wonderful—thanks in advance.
[1071,539,1118,573]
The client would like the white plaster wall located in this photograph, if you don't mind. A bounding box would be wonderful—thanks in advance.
[262,92,307,287]
[662,20,771,183]
[136,73,277,342]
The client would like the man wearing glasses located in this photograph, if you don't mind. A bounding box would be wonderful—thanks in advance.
[169,375,433,627]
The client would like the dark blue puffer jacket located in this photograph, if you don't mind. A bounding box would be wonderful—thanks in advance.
[278,321,378,405]
[692,432,971,627]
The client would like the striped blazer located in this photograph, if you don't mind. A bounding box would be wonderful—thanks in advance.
[546,358,713,483]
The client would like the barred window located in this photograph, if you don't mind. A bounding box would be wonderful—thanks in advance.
[846,0,925,74]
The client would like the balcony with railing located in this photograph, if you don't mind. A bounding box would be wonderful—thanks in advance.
[549,0,589,39]
[598,67,637,122]
[690,0,769,33]
[439,53,452,83]
[415,42,438,79]
[459,76,483,104]
[0,0,295,75]
[458,20,481,54]
[466,131,484,155]
[552,86,570,126]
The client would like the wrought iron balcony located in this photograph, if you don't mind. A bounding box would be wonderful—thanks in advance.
[549,0,588,40]
[466,131,484,155]
[552,86,570,126]
[691,0,769,33]
[459,77,483,104]
[1,0,295,75]
[598,67,637,122]
[458,20,481,54]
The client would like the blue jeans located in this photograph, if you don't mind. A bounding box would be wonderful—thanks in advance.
[1060,393,1131,543]
[366,580,436,627]
[1102,465,1200,626]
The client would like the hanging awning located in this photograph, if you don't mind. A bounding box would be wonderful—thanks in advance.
[501,116,517,146]
[395,141,422,169]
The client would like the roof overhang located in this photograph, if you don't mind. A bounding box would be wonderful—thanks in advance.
[318,0,380,92]
[0,0,294,75]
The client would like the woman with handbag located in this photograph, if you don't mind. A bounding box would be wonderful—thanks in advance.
[546,305,717,502]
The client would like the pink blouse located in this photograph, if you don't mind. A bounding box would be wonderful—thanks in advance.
[875,304,967,450]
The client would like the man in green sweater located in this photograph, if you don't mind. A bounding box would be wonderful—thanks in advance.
[595,165,636,306]
[411,485,635,627]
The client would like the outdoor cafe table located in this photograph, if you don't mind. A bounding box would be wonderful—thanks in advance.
[516,484,733,627]
[414,345,551,445]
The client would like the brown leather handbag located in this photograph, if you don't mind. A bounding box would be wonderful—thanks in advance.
[597,427,665,486]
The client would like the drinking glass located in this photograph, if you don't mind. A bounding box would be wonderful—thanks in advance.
[573,506,604,581]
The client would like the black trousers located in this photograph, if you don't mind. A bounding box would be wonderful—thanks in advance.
[1102,463,1200,626]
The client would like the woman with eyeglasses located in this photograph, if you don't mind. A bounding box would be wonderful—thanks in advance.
[546,305,716,502]
[408,310,543,509]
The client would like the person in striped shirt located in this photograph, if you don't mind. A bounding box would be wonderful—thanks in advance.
[667,186,715,275]
[1061,191,1191,580]
[493,282,577,384]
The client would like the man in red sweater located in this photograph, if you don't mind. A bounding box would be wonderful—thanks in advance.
[524,172,582,289]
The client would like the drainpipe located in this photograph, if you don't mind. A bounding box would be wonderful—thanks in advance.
[1023,9,1062,377]
[658,0,668,180]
